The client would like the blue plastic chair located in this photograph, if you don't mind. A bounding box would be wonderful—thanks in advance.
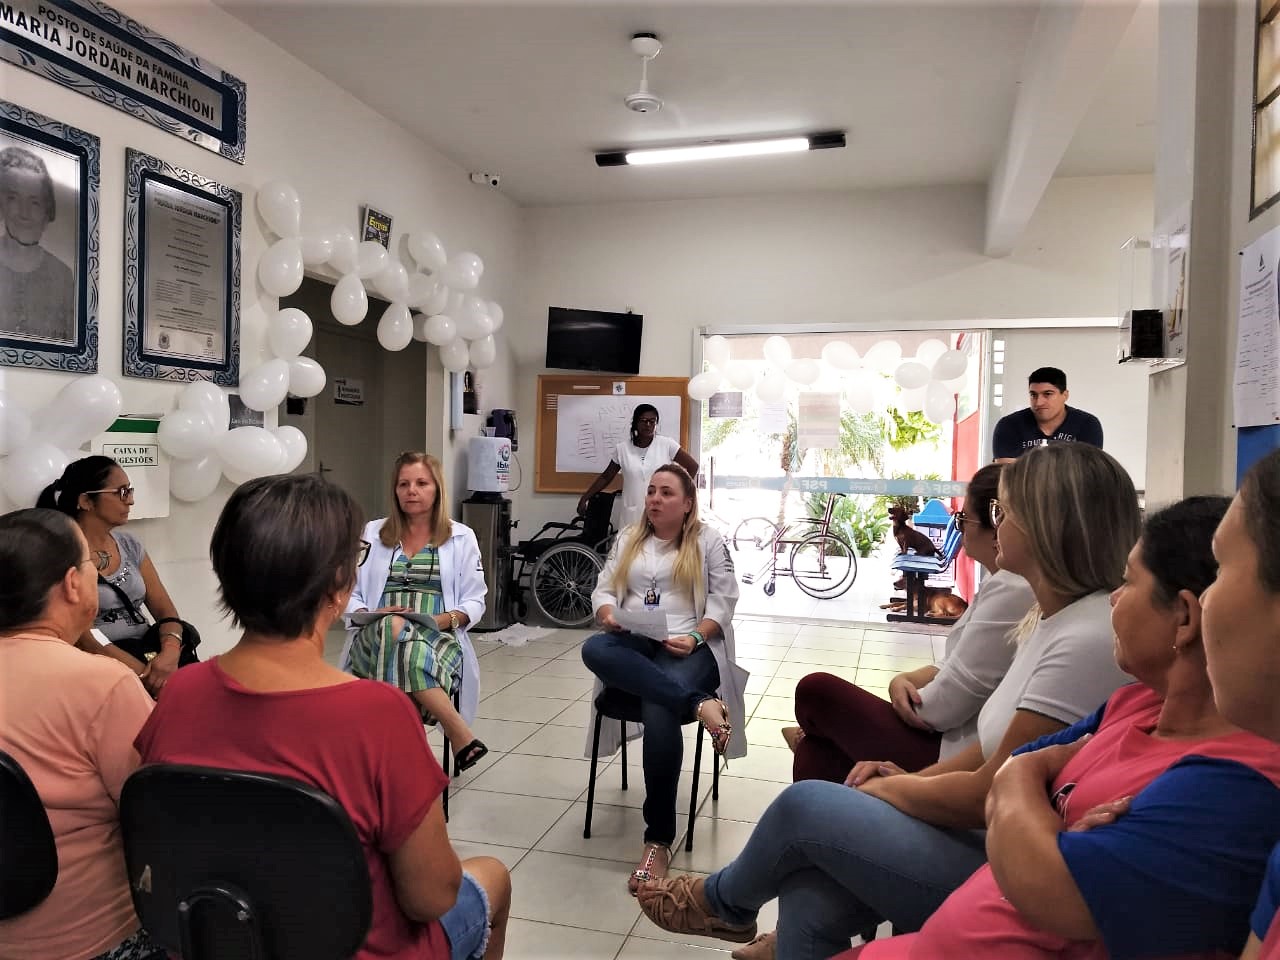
[888,514,964,623]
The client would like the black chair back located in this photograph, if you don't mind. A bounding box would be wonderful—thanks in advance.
[120,764,372,960]
[0,749,57,920]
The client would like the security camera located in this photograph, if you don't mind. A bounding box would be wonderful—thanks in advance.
[470,172,501,188]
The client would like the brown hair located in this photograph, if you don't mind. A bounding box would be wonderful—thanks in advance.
[380,451,453,548]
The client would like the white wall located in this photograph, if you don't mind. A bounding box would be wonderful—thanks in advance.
[0,0,523,652]
[513,175,1153,532]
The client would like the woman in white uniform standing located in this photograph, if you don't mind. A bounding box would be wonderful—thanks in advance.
[578,404,699,528]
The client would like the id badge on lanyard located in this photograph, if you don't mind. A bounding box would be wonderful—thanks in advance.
[643,575,661,611]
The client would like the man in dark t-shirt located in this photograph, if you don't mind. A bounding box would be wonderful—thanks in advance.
[992,366,1103,461]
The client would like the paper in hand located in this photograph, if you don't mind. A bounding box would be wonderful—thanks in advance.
[613,608,670,641]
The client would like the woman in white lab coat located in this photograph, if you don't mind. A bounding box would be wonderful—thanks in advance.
[343,452,489,771]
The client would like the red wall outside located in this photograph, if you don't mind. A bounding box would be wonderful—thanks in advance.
[951,409,981,601]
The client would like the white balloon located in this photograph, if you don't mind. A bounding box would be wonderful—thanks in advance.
[941,373,968,392]
[287,357,327,398]
[455,296,493,341]
[725,360,756,391]
[0,392,33,457]
[763,335,793,367]
[846,372,876,415]
[376,303,414,351]
[704,335,731,368]
[238,359,291,412]
[218,426,284,478]
[158,409,215,460]
[755,368,787,404]
[179,382,230,434]
[355,241,389,280]
[821,340,860,371]
[42,375,123,448]
[915,338,948,368]
[258,238,304,297]
[274,425,308,473]
[439,338,470,372]
[863,340,903,374]
[267,307,313,358]
[441,251,483,291]
[408,232,447,272]
[170,454,223,502]
[299,231,334,266]
[329,228,359,275]
[412,314,431,343]
[256,180,301,238]
[373,260,410,302]
[470,335,497,369]
[422,282,450,317]
[487,301,505,332]
[898,386,927,413]
[2,443,70,507]
[785,358,821,386]
[406,273,436,309]
[331,273,368,325]
[423,314,457,346]
[893,361,931,391]
[931,349,968,382]
[687,370,723,401]
[924,381,957,424]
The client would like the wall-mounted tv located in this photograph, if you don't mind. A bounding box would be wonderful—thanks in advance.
[545,307,643,375]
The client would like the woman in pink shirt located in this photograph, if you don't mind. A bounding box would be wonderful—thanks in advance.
[0,508,160,960]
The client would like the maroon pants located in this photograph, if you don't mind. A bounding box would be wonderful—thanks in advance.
[792,671,942,783]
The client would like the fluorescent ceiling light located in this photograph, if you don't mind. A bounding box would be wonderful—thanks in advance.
[596,131,845,167]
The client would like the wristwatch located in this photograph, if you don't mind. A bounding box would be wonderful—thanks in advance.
[449,610,461,630]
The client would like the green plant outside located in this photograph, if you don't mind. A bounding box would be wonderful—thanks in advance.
[802,492,891,558]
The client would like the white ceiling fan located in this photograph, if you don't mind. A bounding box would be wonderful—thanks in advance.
[624,33,664,114]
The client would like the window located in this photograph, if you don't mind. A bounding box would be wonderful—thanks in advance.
[1252,0,1280,217]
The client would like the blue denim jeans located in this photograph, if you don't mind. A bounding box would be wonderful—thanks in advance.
[581,630,720,845]
[702,780,988,960]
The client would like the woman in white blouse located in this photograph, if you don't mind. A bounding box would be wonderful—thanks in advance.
[577,404,699,528]
[582,462,748,895]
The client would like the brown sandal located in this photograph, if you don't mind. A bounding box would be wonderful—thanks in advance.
[636,874,757,943]
[628,842,670,896]
[781,726,805,753]
[732,931,778,960]
[696,697,733,756]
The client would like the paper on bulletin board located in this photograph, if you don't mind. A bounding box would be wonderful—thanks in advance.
[797,392,841,449]
[1234,227,1280,427]
[758,401,788,435]
[555,393,682,473]
[92,417,170,519]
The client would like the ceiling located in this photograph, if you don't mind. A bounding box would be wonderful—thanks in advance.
[220,0,1157,209]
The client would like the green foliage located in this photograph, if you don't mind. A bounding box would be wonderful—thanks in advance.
[884,408,942,452]
[872,472,943,518]
[803,493,891,559]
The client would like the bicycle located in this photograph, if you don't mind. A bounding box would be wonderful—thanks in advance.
[730,493,857,599]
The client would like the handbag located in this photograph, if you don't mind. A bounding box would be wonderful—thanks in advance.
[97,575,200,666]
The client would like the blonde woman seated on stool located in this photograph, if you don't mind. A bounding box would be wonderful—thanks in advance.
[343,452,488,771]
[581,462,749,895]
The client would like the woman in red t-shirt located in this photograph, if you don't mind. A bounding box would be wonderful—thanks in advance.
[134,474,510,960]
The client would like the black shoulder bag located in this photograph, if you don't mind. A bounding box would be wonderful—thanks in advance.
[97,575,200,666]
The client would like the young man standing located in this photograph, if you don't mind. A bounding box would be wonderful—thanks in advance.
[991,367,1103,461]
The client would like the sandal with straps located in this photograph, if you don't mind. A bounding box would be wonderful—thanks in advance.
[636,874,757,943]
[696,697,733,756]
[628,842,671,896]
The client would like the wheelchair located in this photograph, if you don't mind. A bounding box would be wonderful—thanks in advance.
[511,491,618,628]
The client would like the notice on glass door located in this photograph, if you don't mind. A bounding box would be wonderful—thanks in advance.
[797,392,841,449]
[1235,228,1280,427]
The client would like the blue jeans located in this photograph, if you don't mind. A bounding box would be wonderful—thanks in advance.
[581,630,720,845]
[702,780,988,960]
[440,871,490,960]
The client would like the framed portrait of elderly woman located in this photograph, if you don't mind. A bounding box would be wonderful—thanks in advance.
[0,100,100,373]
[123,147,240,384]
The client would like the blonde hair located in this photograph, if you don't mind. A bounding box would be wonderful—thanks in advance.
[380,451,453,548]
[612,463,705,608]
[999,444,1141,641]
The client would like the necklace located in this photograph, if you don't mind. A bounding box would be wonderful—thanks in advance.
[5,226,39,248]
[93,549,111,571]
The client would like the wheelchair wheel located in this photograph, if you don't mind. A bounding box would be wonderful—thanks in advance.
[790,532,857,599]
[732,516,779,552]
[531,542,604,628]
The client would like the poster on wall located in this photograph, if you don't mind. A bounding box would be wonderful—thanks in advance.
[554,393,682,473]
[1233,226,1280,427]
[122,148,241,385]
[0,0,247,162]
[361,205,392,248]
[0,99,100,373]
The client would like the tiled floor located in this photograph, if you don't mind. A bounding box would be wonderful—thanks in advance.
[368,615,946,959]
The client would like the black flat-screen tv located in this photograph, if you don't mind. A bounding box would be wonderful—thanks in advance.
[546,307,643,374]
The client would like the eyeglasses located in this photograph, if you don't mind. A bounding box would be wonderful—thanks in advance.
[953,510,981,526]
[86,485,135,501]
[356,540,370,567]
[989,499,1008,529]
[636,417,658,426]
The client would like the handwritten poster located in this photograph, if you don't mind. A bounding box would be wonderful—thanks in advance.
[1235,228,1280,427]
[554,393,681,473]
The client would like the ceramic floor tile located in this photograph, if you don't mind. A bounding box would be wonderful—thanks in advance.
[531,658,597,680]
[502,918,626,960]
[853,670,897,698]
[447,745,504,788]
[733,641,791,659]
[794,624,867,641]
[444,790,573,848]
[547,698,592,728]
[586,763,710,812]
[860,639,935,660]
[734,657,781,679]
[751,695,797,722]
[720,744,794,783]
[772,660,856,681]
[744,673,772,695]
[509,851,643,934]
[449,838,530,871]
[502,673,596,701]
[857,652,934,672]
[783,646,863,668]
[475,670,530,695]
[745,716,796,747]
[763,676,800,698]
[536,799,691,863]
[667,815,760,874]
[476,692,575,723]
[470,717,543,753]
[932,635,948,661]
[616,936,733,958]
[468,752,594,800]
[511,722,594,760]
[788,633,860,652]
[701,776,788,823]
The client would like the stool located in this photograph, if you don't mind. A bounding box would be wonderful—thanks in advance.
[438,686,464,822]
[582,687,721,852]
[0,749,57,920]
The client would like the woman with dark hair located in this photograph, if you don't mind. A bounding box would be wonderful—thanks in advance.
[578,403,699,528]
[0,508,160,960]
[134,474,511,960]
[341,452,488,771]
[582,462,747,894]
[38,456,191,697]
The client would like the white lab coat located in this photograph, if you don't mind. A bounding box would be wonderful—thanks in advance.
[585,524,750,760]
[342,518,487,723]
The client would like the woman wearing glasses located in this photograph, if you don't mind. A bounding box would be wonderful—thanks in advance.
[636,444,1138,960]
[38,456,191,697]
[341,452,488,772]
[578,403,699,528]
